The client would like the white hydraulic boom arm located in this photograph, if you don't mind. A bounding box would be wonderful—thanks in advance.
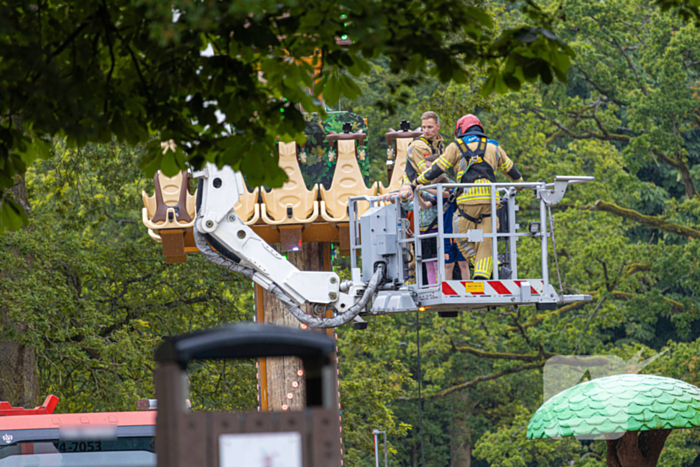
[193,163,378,328]
[191,162,593,328]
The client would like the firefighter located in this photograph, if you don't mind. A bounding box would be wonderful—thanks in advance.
[402,111,445,186]
[399,114,523,280]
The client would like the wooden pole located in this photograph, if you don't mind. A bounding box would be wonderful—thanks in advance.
[256,241,332,412]
[254,283,268,411]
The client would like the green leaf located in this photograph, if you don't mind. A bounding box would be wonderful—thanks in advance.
[481,73,497,97]
[539,63,553,85]
[464,6,494,28]
[324,74,341,106]
[552,66,567,83]
[340,74,362,100]
[140,143,164,178]
[0,196,27,232]
[494,74,509,94]
[160,149,182,177]
[504,75,522,91]
[513,27,539,43]
[111,111,127,141]
[17,137,51,166]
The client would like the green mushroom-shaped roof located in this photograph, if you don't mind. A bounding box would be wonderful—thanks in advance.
[527,374,700,439]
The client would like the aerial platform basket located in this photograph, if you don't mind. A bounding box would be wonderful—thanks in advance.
[348,176,594,315]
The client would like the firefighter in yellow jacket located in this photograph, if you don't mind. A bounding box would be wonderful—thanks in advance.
[402,111,445,186]
[400,114,523,280]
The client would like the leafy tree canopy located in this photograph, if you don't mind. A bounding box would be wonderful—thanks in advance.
[0,0,576,231]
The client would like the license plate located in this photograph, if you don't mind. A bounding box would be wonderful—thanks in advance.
[465,282,484,293]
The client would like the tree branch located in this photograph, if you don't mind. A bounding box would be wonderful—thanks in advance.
[503,301,589,332]
[611,36,648,96]
[589,199,700,239]
[652,149,697,199]
[610,291,684,312]
[575,295,607,352]
[595,258,611,291]
[622,263,651,279]
[452,344,555,361]
[519,108,631,145]
[620,21,648,48]
[96,272,156,304]
[509,309,532,346]
[113,30,153,108]
[588,15,648,96]
[432,361,546,398]
[98,1,116,114]
[48,14,96,63]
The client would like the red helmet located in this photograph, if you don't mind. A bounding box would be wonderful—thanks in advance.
[455,114,483,137]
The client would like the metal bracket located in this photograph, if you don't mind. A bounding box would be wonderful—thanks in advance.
[539,176,595,206]
[370,290,418,314]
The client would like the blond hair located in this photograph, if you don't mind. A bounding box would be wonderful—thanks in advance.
[421,111,439,125]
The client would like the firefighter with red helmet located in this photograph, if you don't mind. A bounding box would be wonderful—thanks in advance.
[399,114,523,280]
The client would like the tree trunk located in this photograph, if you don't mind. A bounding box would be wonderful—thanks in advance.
[260,242,330,411]
[606,430,671,467]
[450,385,471,466]
[0,175,40,406]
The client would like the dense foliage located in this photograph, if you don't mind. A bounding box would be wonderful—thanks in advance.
[0,0,576,232]
[3,0,700,465]
[339,0,700,464]
[1,142,257,412]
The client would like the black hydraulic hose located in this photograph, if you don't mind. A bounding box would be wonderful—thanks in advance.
[193,227,383,328]
[193,228,255,280]
[269,263,385,329]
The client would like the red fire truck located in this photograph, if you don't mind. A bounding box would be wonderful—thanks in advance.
[0,396,156,467]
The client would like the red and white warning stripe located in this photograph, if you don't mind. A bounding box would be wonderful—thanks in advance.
[441,280,545,297]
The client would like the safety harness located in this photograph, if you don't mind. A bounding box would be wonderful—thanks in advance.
[449,135,499,224]
[456,208,489,224]
[414,136,444,157]
[456,136,498,184]
[405,137,444,184]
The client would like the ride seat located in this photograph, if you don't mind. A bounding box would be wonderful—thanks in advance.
[379,129,422,194]
[233,178,260,226]
[261,142,319,225]
[321,131,377,222]
[142,171,196,236]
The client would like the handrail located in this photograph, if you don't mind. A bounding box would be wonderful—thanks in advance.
[349,177,592,290]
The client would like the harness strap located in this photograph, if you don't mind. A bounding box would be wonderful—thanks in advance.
[415,137,442,156]
[457,207,491,224]
[457,137,487,169]
[454,137,488,204]
[424,215,439,233]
